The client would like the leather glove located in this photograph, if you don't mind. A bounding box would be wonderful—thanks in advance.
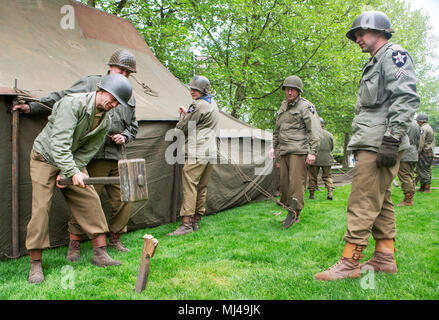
[376,136,400,168]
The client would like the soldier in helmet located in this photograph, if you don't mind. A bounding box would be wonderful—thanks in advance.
[416,113,435,193]
[166,75,219,236]
[25,73,133,284]
[396,119,420,206]
[307,118,335,200]
[269,75,321,229]
[315,11,419,281]
[13,48,139,258]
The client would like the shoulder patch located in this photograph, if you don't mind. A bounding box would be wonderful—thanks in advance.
[308,104,315,115]
[392,51,407,68]
[187,104,196,113]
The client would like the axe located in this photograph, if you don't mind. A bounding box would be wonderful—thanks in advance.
[58,158,148,202]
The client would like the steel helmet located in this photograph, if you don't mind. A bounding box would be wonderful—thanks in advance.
[97,73,132,108]
[416,113,428,122]
[189,75,211,94]
[282,75,303,93]
[108,48,137,73]
[346,11,394,42]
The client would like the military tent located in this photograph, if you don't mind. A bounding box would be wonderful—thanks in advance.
[0,0,278,259]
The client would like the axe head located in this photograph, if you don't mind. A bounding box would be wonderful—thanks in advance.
[118,159,148,202]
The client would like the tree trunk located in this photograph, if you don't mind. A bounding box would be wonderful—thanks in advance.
[342,132,350,169]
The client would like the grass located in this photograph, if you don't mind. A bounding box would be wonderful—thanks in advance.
[0,168,438,300]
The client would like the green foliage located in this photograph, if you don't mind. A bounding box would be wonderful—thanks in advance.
[77,0,439,148]
[333,153,344,164]
[1,168,438,299]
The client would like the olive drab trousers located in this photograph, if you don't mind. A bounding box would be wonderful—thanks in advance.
[179,160,214,217]
[26,150,109,250]
[68,159,131,235]
[279,154,307,210]
[417,150,434,185]
[343,151,402,246]
[307,166,334,191]
[397,161,416,193]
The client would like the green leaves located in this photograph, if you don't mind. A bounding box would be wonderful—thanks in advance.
[78,0,439,146]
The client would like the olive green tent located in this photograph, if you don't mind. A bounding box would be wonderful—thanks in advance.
[0,0,278,259]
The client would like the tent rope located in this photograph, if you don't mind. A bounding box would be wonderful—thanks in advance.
[131,75,159,97]
[216,138,292,212]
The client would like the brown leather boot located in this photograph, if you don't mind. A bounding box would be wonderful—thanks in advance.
[417,184,425,192]
[166,216,194,236]
[424,184,431,193]
[361,240,397,274]
[309,190,315,199]
[66,234,81,262]
[315,243,366,281]
[327,187,333,200]
[109,232,130,252]
[91,235,121,267]
[28,250,44,284]
[396,192,414,207]
[193,214,202,231]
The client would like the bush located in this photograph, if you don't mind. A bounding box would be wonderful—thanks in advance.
[333,153,344,164]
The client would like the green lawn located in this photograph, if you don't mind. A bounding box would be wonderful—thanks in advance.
[1,168,438,300]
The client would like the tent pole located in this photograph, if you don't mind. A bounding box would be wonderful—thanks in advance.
[170,162,179,223]
[11,107,20,258]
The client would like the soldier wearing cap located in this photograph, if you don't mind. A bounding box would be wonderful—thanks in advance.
[416,113,435,193]
[396,119,420,206]
[166,75,219,236]
[25,73,133,284]
[269,75,321,229]
[13,49,139,258]
[315,11,419,281]
[307,118,335,200]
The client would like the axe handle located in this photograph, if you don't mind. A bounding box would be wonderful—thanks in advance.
[58,177,120,186]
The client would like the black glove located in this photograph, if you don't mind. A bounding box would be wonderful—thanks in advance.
[376,136,400,168]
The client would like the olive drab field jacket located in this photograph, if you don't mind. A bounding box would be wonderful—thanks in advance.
[401,120,420,162]
[312,128,334,167]
[419,123,435,154]
[29,74,138,161]
[33,92,110,178]
[348,42,420,153]
[273,97,321,157]
[176,96,219,161]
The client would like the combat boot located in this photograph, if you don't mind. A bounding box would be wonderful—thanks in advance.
[315,243,366,281]
[396,192,414,206]
[192,214,202,231]
[424,184,431,193]
[109,232,130,252]
[66,234,81,262]
[91,235,121,267]
[28,250,44,284]
[417,184,425,192]
[283,199,299,229]
[361,240,397,274]
[309,190,315,199]
[327,187,333,200]
[166,216,194,236]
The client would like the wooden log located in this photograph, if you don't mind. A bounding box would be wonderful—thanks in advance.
[135,234,158,294]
